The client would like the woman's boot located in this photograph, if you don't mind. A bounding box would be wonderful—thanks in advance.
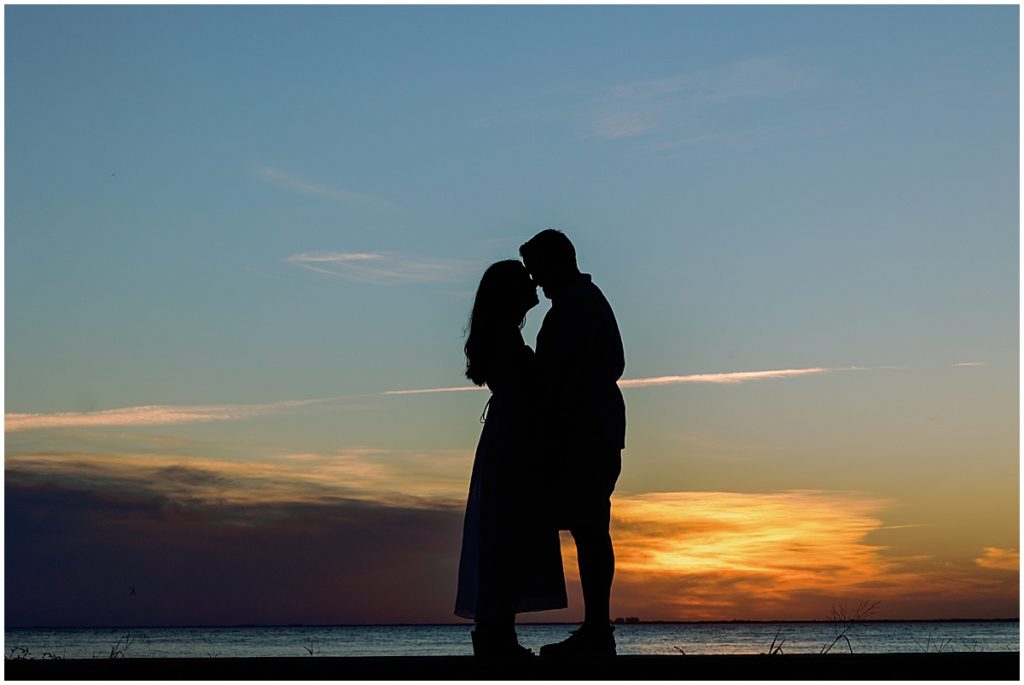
[471,626,533,658]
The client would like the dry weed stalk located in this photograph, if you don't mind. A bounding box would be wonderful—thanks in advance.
[820,600,880,654]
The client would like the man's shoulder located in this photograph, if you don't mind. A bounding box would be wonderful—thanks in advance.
[548,276,614,321]
[578,277,617,319]
[583,278,610,302]
[562,274,604,303]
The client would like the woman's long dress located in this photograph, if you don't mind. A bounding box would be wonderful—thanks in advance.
[454,333,567,620]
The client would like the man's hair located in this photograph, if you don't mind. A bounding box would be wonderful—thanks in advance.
[519,229,577,269]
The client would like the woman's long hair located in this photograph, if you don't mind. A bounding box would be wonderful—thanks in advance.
[464,260,530,386]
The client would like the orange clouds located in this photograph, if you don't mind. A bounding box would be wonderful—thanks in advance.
[597,490,900,619]
[276,448,472,504]
[614,491,891,580]
[6,451,1018,622]
[554,491,1013,621]
[975,547,1019,572]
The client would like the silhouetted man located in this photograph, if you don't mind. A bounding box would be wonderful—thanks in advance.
[520,229,625,658]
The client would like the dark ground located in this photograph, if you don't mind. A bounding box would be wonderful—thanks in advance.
[3,652,1019,680]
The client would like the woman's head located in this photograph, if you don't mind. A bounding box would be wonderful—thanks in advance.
[464,260,538,386]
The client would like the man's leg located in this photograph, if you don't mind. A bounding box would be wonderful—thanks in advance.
[572,524,614,629]
[539,450,620,657]
[572,448,620,629]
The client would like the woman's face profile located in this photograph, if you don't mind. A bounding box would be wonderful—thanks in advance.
[519,267,539,314]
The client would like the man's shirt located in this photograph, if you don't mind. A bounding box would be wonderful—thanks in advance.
[536,273,626,451]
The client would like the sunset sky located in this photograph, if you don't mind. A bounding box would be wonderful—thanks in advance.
[5,5,1018,627]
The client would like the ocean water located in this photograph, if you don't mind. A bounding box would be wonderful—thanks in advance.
[5,621,1018,659]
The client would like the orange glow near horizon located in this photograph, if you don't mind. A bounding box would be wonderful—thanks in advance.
[552,491,1020,621]
[613,491,888,583]
[6,452,1018,621]
[975,547,1020,572]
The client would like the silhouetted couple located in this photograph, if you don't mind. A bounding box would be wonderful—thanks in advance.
[454,230,626,658]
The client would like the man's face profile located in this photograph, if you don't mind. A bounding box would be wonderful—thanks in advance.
[522,255,551,293]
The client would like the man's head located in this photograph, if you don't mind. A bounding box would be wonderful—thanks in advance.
[519,229,579,299]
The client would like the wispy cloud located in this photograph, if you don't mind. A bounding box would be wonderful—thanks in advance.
[975,547,1019,572]
[6,446,471,509]
[586,109,659,140]
[255,167,396,210]
[618,367,846,387]
[3,367,888,432]
[953,361,988,367]
[5,397,342,433]
[383,385,484,396]
[385,366,866,395]
[641,133,728,154]
[285,251,481,285]
[584,57,817,141]
[277,448,471,503]
[610,57,816,104]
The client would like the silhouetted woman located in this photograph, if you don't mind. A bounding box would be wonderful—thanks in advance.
[455,260,567,657]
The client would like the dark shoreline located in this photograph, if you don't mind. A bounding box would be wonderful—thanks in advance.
[5,652,1020,681]
[6,618,1020,630]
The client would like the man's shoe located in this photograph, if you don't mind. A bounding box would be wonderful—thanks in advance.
[539,624,616,659]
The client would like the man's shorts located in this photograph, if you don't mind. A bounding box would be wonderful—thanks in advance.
[554,448,621,533]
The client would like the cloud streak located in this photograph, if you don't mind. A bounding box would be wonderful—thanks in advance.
[5,397,341,433]
[585,57,817,141]
[617,366,846,387]
[6,447,471,508]
[641,133,727,154]
[610,57,816,104]
[975,547,1019,572]
[1,367,884,431]
[386,366,866,395]
[383,385,484,396]
[285,251,480,285]
[255,167,396,209]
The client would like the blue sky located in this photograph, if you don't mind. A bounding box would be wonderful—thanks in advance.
[5,5,1018,624]
[8,6,1016,407]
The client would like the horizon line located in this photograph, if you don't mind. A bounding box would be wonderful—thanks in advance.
[8,617,1019,630]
